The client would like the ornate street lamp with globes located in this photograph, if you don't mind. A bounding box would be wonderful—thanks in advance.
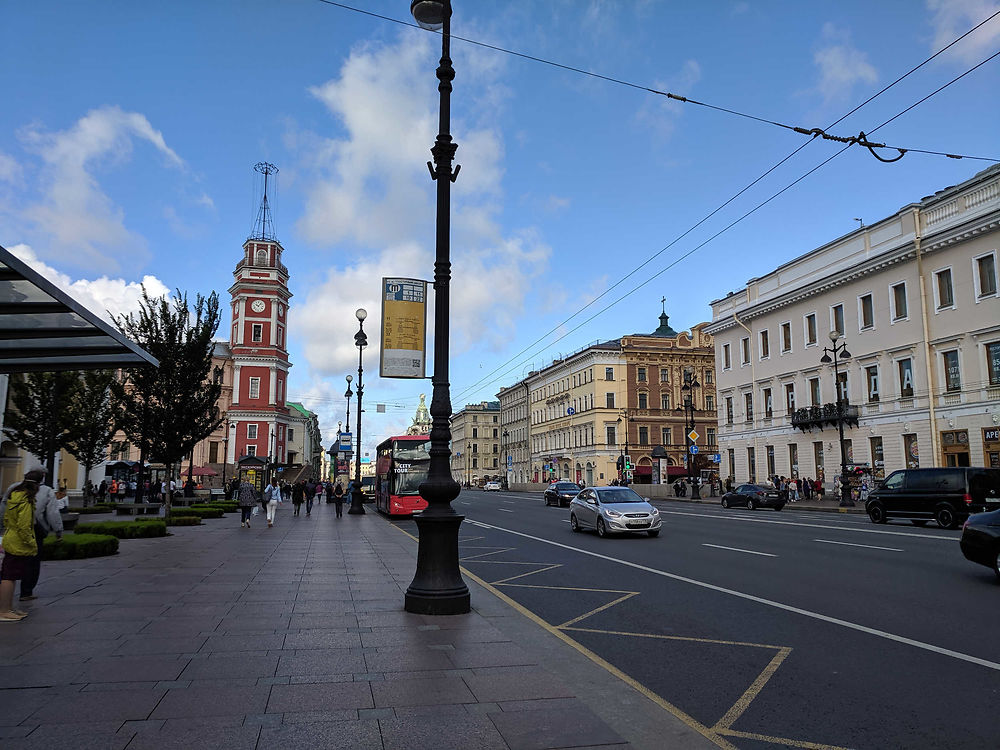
[349,308,367,515]
[820,330,855,507]
[404,0,470,615]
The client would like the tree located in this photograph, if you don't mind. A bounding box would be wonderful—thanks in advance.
[64,370,118,503]
[112,287,223,514]
[3,371,80,483]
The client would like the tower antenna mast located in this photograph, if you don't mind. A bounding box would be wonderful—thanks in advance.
[250,161,279,241]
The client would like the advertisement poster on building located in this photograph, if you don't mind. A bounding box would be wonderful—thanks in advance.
[380,277,427,378]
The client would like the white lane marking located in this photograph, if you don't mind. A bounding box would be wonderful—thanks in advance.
[815,539,903,552]
[561,519,571,523]
[702,543,777,558]
[463,519,1000,673]
[497,508,514,513]
[503,500,516,504]
[460,502,470,505]
[658,509,954,541]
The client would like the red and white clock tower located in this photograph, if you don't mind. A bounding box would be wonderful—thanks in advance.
[227,162,292,469]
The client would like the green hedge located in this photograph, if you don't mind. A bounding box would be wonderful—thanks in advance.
[74,520,167,538]
[66,504,116,514]
[42,533,118,560]
[164,516,201,526]
[168,507,224,519]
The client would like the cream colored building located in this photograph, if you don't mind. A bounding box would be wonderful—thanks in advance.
[707,164,1000,484]
[449,401,501,486]
[497,381,529,485]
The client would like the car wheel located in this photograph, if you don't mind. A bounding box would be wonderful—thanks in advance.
[596,518,607,538]
[647,529,660,537]
[746,498,755,511]
[774,504,784,511]
[910,520,928,527]
[867,502,887,524]
[570,514,580,533]
[721,498,729,508]
[544,496,550,506]
[935,505,958,530]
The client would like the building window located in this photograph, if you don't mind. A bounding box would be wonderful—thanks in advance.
[637,367,647,382]
[249,377,260,400]
[805,313,817,346]
[784,383,795,412]
[638,426,649,445]
[766,445,775,477]
[728,448,736,478]
[605,367,614,381]
[859,294,874,330]
[638,392,648,409]
[759,330,770,360]
[740,337,750,365]
[781,322,792,352]
[288,428,294,442]
[493,444,498,454]
[705,370,713,384]
[493,458,498,468]
[837,371,849,402]
[662,427,672,445]
[472,428,478,438]
[747,447,756,482]
[722,344,731,370]
[866,365,879,402]
[660,368,669,382]
[744,392,753,423]
[763,387,773,418]
[898,358,914,398]
[934,268,954,310]
[813,441,824,474]
[661,393,671,410]
[472,443,478,453]
[976,252,997,297]
[705,394,714,410]
[606,426,617,445]
[246,445,257,456]
[252,323,263,343]
[788,443,798,476]
[707,427,716,446]
[472,457,478,468]
[809,377,821,406]
[987,342,1000,386]
[209,441,219,463]
[891,282,908,320]
[606,392,615,409]
[247,424,258,439]
[725,397,734,425]
[943,350,961,392]
[493,428,498,438]
[831,304,845,337]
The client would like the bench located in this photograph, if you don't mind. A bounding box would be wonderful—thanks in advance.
[114,503,163,516]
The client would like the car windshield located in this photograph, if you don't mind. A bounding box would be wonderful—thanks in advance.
[595,487,644,503]
[554,483,579,492]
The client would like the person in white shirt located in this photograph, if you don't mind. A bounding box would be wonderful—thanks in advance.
[0,466,64,601]
[263,477,281,528]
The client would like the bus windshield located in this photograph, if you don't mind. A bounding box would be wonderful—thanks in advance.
[391,440,430,495]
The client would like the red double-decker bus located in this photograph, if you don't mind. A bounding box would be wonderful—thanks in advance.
[375,435,430,516]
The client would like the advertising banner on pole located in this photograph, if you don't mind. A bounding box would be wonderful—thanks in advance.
[380,277,428,378]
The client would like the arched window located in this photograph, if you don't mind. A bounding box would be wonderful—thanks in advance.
[255,249,267,266]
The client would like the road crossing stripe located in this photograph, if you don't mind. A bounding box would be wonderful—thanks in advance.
[814,539,903,552]
[497,508,514,513]
[466,519,1000,673]
[703,544,777,557]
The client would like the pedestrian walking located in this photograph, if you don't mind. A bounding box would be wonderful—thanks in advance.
[333,481,345,518]
[0,467,64,605]
[306,479,317,516]
[292,480,305,516]
[0,469,50,621]
[264,477,281,528]
[237,479,257,528]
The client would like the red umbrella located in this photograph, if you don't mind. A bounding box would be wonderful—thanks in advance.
[190,466,218,477]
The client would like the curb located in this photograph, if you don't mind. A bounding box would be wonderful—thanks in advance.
[654,495,867,514]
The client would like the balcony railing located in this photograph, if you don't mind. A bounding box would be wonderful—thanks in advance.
[791,403,859,432]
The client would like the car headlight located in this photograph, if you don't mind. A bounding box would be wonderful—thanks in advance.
[650,508,659,515]
[604,509,621,518]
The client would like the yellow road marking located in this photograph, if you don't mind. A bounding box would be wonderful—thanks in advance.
[459,547,515,560]
[558,592,639,629]
[499,583,635,594]
[562,626,785,651]
[717,728,853,750]
[712,647,792,731]
[492,563,563,584]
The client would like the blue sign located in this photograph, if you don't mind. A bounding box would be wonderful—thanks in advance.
[689,445,699,454]
[712,453,722,463]
[567,407,575,415]
[507,455,513,468]
[339,433,352,451]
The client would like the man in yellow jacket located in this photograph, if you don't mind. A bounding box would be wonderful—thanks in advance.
[0,469,42,621]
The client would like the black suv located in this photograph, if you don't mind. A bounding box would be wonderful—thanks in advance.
[865,468,1000,529]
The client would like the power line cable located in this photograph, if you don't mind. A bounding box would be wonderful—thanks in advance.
[448,25,1000,403]
[315,0,1000,162]
[451,46,1000,402]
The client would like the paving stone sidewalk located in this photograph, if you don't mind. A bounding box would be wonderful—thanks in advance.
[0,502,714,750]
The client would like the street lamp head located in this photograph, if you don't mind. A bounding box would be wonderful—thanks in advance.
[346,374,353,384]
[828,330,840,343]
[840,349,852,359]
[356,307,368,322]
[355,330,368,349]
[820,353,833,364]
[410,0,446,30]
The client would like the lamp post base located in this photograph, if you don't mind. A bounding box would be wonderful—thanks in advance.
[405,513,470,615]
[347,488,366,515]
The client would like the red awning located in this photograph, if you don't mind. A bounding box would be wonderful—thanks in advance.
[664,466,688,477]
[634,465,652,475]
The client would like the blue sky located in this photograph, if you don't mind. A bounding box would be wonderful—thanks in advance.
[2,1,998,457]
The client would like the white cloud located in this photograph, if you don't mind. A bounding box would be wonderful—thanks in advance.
[927,0,1000,63]
[813,24,878,103]
[291,31,553,377]
[0,151,22,184]
[637,59,702,138]
[8,243,169,324]
[20,106,183,272]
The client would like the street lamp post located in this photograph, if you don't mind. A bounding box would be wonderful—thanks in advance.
[616,411,629,485]
[821,330,855,507]
[349,309,368,515]
[677,371,701,481]
[223,420,235,496]
[405,0,470,615]
[502,429,509,489]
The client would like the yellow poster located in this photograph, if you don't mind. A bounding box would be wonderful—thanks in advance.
[380,277,427,378]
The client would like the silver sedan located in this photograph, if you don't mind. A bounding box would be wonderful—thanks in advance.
[569,486,661,538]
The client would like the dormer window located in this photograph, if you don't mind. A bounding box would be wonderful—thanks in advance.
[255,249,267,266]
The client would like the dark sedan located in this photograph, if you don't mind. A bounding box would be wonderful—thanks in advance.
[544,481,581,507]
[960,508,1000,580]
[721,484,785,511]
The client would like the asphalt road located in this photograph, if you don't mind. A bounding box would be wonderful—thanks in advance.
[393,490,1000,750]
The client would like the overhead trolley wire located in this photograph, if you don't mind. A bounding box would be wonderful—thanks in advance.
[316,0,1000,163]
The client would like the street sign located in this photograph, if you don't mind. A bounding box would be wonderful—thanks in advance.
[380,277,427,378]
[339,433,352,451]
[626,470,634,481]
[689,445,699,454]
[567,407,575,415]
[712,453,721,463]
[688,429,699,443]
[507,455,513,468]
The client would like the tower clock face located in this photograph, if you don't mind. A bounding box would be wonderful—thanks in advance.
[251,299,266,313]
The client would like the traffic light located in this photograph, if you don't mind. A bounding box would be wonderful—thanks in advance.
[616,455,624,471]
[624,455,633,471]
